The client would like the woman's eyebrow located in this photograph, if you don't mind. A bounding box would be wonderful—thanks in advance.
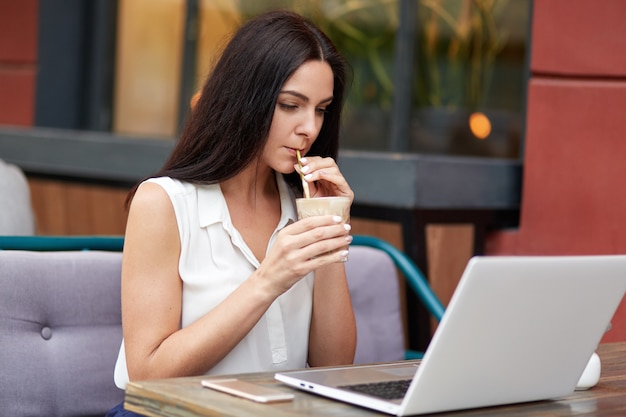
[280,90,333,105]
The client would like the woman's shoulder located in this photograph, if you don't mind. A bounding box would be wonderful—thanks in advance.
[142,177,210,199]
[144,176,190,192]
[131,180,174,214]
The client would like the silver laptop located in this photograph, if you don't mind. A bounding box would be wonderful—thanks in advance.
[275,255,626,415]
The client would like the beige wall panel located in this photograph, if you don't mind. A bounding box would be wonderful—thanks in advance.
[29,178,68,234]
[350,217,403,250]
[64,183,93,235]
[196,0,241,88]
[28,178,129,236]
[90,187,129,235]
[426,224,473,306]
[114,0,185,137]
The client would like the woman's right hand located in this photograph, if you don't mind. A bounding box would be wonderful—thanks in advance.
[256,214,352,294]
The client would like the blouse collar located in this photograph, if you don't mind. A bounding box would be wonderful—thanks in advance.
[196,172,297,229]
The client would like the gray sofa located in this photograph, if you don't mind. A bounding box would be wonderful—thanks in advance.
[0,250,124,417]
[0,243,414,416]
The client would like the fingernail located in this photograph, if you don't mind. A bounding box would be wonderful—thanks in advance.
[344,224,351,231]
[339,250,349,262]
[301,165,310,173]
[304,173,313,180]
[300,157,307,163]
[332,215,342,223]
[345,235,353,243]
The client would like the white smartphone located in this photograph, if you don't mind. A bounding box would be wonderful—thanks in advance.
[201,378,295,403]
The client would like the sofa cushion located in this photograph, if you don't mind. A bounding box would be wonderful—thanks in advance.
[0,250,124,417]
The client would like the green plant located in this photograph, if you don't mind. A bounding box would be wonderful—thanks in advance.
[236,0,511,111]
[416,0,509,110]
[237,0,398,110]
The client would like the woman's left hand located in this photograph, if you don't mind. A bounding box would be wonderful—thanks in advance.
[295,156,354,203]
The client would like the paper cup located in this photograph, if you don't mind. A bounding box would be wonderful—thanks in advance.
[296,196,351,222]
[296,196,351,260]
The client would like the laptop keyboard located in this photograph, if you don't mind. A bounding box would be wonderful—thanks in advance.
[338,379,413,400]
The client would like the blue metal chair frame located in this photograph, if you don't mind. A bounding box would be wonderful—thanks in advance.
[0,235,124,251]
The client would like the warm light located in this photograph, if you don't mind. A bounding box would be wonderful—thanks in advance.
[469,112,491,139]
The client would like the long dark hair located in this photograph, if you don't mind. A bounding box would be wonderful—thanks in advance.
[127,10,348,204]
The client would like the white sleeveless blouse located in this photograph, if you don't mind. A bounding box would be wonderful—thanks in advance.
[114,174,314,389]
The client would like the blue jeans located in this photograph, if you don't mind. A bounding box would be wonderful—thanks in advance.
[105,402,146,417]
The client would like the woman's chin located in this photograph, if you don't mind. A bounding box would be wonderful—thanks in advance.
[274,165,297,175]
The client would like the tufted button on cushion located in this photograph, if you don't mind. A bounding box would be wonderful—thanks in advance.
[41,326,52,340]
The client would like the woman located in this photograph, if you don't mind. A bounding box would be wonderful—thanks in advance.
[106,10,356,416]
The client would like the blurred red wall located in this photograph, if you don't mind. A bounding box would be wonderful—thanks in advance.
[0,0,38,126]
[486,0,626,342]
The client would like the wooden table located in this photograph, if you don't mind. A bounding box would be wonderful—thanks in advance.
[124,343,626,417]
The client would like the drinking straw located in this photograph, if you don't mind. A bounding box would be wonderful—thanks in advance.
[296,150,311,198]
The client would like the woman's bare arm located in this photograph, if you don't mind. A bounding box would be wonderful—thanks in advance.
[122,182,280,381]
[307,260,357,367]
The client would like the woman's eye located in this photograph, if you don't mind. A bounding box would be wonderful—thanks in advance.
[279,103,297,111]
[316,107,328,115]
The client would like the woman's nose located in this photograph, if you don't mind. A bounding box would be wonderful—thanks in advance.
[297,109,320,138]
